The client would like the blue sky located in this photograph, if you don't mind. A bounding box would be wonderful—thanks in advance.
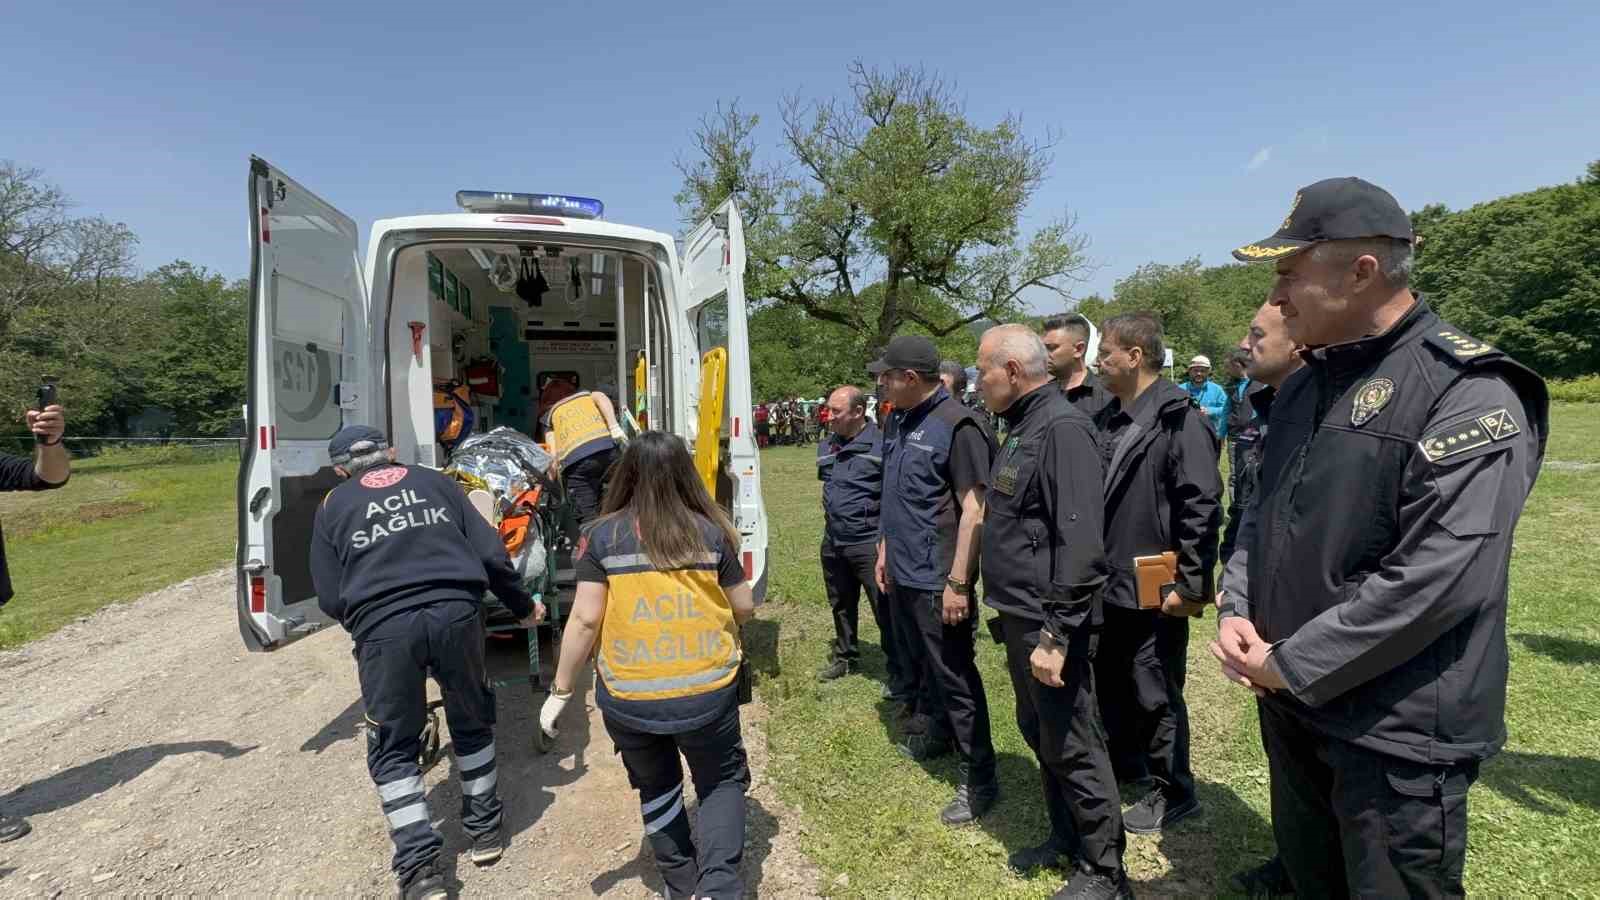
[6,0,1598,311]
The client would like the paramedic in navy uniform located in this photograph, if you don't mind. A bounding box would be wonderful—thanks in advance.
[1213,178,1548,898]
[0,397,70,845]
[310,425,544,900]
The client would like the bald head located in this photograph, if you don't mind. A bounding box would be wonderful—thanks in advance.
[826,384,868,438]
[977,324,1052,413]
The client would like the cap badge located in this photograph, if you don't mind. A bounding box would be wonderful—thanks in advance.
[1280,191,1303,231]
[1351,377,1395,426]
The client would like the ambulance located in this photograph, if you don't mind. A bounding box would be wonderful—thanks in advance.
[236,157,768,651]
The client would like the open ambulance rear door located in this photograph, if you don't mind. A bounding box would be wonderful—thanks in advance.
[681,199,769,600]
[237,157,370,650]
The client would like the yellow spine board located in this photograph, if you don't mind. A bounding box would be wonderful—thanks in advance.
[694,347,728,496]
[633,351,648,417]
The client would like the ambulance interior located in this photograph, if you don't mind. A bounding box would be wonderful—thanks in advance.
[396,242,671,444]
[383,237,742,531]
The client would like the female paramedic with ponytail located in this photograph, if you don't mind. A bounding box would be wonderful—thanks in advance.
[539,431,755,899]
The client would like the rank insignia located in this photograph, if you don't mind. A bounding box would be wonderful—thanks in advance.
[1419,408,1519,463]
[1351,377,1395,426]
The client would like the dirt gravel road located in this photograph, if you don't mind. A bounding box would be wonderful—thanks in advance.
[0,570,820,898]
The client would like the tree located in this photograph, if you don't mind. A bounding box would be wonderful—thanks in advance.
[1075,259,1271,372]
[677,63,1090,361]
[145,263,249,435]
[1412,162,1600,378]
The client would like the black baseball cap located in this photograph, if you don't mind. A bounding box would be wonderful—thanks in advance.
[866,335,941,376]
[328,425,388,465]
[1232,177,1413,262]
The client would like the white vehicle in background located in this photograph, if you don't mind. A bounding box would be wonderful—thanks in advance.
[236,158,768,651]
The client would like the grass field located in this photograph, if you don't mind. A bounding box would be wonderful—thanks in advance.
[751,402,1600,897]
[0,446,237,649]
[0,408,1595,895]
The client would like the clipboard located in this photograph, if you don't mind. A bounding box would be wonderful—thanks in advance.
[1134,552,1178,610]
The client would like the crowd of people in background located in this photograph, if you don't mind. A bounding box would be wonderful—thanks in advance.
[796,177,1549,900]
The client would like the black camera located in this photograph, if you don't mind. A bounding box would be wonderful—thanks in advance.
[35,377,58,444]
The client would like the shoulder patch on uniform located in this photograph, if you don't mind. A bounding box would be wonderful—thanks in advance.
[1425,328,1497,363]
[1418,408,1520,463]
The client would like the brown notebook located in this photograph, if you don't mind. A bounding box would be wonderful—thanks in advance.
[1134,552,1178,610]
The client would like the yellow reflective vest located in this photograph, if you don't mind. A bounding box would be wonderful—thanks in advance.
[582,517,742,704]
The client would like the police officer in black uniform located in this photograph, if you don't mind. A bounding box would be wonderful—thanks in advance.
[871,335,1000,826]
[976,325,1133,900]
[1213,178,1548,898]
[310,426,546,900]
[1093,313,1222,834]
[815,385,901,689]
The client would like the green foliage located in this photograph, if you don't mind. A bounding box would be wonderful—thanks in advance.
[0,163,248,435]
[1413,164,1600,379]
[144,262,249,435]
[1548,376,1600,404]
[747,284,982,402]
[678,63,1089,361]
[1076,259,1273,368]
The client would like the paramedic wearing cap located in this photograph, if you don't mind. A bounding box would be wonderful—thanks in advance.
[310,425,545,900]
[1214,177,1548,897]
[0,398,70,845]
[545,389,624,524]
[872,335,1001,826]
[1181,356,1228,439]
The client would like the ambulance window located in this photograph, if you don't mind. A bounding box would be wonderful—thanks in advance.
[271,273,345,440]
[695,294,729,355]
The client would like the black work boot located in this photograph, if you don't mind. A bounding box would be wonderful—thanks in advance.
[816,657,854,682]
[896,731,953,761]
[1231,855,1294,898]
[0,815,31,843]
[1122,788,1202,834]
[1009,833,1076,872]
[1053,867,1135,899]
[398,862,447,900]
[470,825,504,866]
[940,767,999,826]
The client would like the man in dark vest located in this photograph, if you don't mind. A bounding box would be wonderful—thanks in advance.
[1213,177,1548,897]
[815,385,901,691]
[870,335,1000,825]
[976,325,1133,900]
[1092,313,1222,834]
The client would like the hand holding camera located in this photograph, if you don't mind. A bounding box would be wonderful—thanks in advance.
[27,378,64,446]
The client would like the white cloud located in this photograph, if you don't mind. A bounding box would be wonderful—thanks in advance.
[1246,146,1273,171]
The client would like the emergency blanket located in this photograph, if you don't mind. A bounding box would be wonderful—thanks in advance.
[443,427,559,586]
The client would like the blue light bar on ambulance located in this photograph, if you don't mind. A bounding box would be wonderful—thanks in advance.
[455,191,604,219]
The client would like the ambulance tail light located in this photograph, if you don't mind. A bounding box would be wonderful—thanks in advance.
[249,575,267,614]
[743,551,754,582]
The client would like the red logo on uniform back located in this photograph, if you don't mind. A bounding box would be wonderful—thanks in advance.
[360,467,408,489]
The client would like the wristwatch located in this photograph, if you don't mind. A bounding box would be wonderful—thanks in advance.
[945,576,971,596]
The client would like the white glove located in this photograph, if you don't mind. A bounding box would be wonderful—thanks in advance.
[539,689,571,738]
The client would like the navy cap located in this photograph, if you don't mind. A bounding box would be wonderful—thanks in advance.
[1233,177,1413,262]
[328,425,388,465]
[866,335,941,376]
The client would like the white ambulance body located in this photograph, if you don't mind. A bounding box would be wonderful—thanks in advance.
[237,157,768,651]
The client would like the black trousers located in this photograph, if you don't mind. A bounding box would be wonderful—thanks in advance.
[821,540,903,683]
[1227,439,1247,504]
[1094,604,1194,801]
[1260,702,1477,899]
[356,600,501,881]
[605,701,751,900]
[564,447,616,524]
[1000,614,1127,876]
[895,584,996,781]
